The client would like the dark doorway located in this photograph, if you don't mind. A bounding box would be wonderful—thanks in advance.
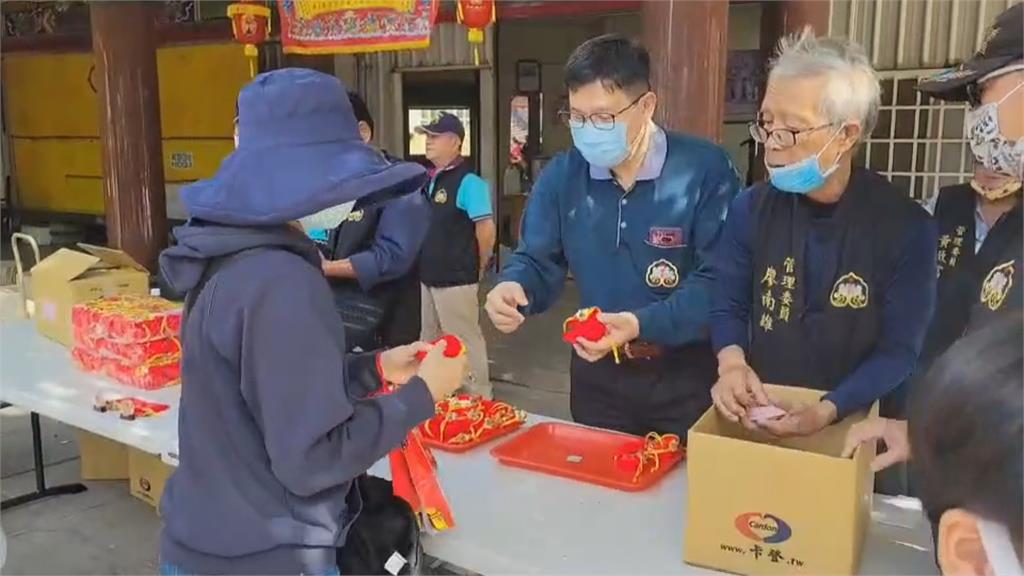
[402,70,480,172]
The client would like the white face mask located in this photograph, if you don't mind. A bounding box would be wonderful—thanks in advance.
[978,517,1023,576]
[965,82,1024,182]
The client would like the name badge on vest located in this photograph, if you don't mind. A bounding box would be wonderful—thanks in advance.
[830,272,869,309]
[981,260,1015,311]
[647,227,684,248]
[646,259,679,288]
[434,188,449,204]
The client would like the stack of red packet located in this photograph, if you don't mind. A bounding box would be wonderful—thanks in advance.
[71,295,182,390]
[375,336,466,533]
[419,394,527,447]
[614,432,683,483]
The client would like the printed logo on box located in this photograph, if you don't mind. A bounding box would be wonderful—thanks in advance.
[735,512,792,544]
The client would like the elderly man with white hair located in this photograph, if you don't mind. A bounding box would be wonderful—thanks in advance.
[708,29,937,438]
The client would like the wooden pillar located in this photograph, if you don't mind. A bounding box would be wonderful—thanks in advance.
[90,2,167,272]
[642,0,729,142]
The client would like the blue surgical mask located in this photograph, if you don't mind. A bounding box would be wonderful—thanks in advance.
[766,128,843,194]
[571,122,630,168]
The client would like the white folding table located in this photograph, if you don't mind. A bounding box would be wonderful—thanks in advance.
[2,319,938,575]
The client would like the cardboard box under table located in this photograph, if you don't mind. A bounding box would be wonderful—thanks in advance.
[128,447,173,511]
[685,384,878,576]
[31,244,149,347]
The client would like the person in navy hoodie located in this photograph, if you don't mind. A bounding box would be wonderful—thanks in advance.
[158,68,466,575]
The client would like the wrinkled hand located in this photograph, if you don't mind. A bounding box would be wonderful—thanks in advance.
[378,342,432,385]
[485,281,529,334]
[757,400,838,438]
[842,417,910,471]
[711,362,770,422]
[573,312,639,363]
[417,340,468,402]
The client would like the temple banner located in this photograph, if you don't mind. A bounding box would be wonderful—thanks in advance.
[277,0,438,55]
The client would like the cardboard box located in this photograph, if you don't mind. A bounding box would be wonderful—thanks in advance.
[76,429,129,481]
[128,447,173,511]
[684,385,877,576]
[31,244,149,347]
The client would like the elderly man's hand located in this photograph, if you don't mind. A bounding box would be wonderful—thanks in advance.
[572,312,639,363]
[711,353,770,422]
[757,400,838,438]
[842,417,910,471]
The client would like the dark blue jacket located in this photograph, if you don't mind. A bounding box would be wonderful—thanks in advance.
[499,128,740,346]
[158,222,434,575]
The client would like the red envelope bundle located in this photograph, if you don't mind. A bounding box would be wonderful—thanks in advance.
[72,346,181,390]
[419,394,527,450]
[72,295,181,346]
[71,295,182,390]
[614,432,684,483]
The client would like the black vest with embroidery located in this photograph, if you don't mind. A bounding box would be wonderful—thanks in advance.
[920,185,1023,368]
[748,169,924,391]
[420,161,479,287]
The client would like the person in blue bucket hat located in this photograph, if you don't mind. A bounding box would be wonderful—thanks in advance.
[158,68,466,575]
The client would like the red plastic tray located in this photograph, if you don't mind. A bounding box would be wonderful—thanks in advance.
[490,422,684,492]
[419,420,525,453]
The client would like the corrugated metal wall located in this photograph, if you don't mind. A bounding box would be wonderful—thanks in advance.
[830,0,1020,70]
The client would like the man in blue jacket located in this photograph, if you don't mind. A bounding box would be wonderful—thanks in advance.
[485,35,741,438]
[158,69,465,575]
[316,92,430,350]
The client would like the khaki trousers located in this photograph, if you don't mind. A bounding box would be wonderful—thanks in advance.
[420,283,492,398]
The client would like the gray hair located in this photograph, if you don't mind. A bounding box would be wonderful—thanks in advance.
[769,27,881,139]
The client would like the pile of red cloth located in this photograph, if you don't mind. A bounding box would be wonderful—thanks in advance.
[71,295,183,390]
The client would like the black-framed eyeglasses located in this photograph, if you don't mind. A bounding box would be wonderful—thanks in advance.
[748,121,834,149]
[558,93,648,131]
[966,82,983,108]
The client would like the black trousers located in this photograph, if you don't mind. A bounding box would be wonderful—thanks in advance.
[569,343,717,440]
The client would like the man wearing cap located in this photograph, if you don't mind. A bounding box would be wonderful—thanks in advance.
[485,35,741,438]
[845,4,1024,478]
[157,69,466,575]
[914,2,1023,372]
[417,112,496,398]
[315,92,430,350]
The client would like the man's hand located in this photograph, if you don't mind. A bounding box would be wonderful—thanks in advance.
[322,258,356,279]
[418,340,468,402]
[842,417,910,472]
[378,342,432,385]
[485,281,529,334]
[758,400,838,438]
[711,349,770,422]
[572,312,639,363]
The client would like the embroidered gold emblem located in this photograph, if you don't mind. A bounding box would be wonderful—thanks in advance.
[830,272,869,309]
[346,209,364,222]
[646,259,679,288]
[434,188,448,204]
[980,260,1015,311]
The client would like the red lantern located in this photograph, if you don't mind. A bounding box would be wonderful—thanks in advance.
[227,0,271,77]
[457,0,495,65]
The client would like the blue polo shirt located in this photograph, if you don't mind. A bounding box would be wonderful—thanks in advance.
[499,127,741,346]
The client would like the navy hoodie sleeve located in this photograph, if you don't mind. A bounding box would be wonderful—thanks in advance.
[236,252,435,497]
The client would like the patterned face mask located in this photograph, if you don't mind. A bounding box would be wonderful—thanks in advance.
[965,81,1024,182]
